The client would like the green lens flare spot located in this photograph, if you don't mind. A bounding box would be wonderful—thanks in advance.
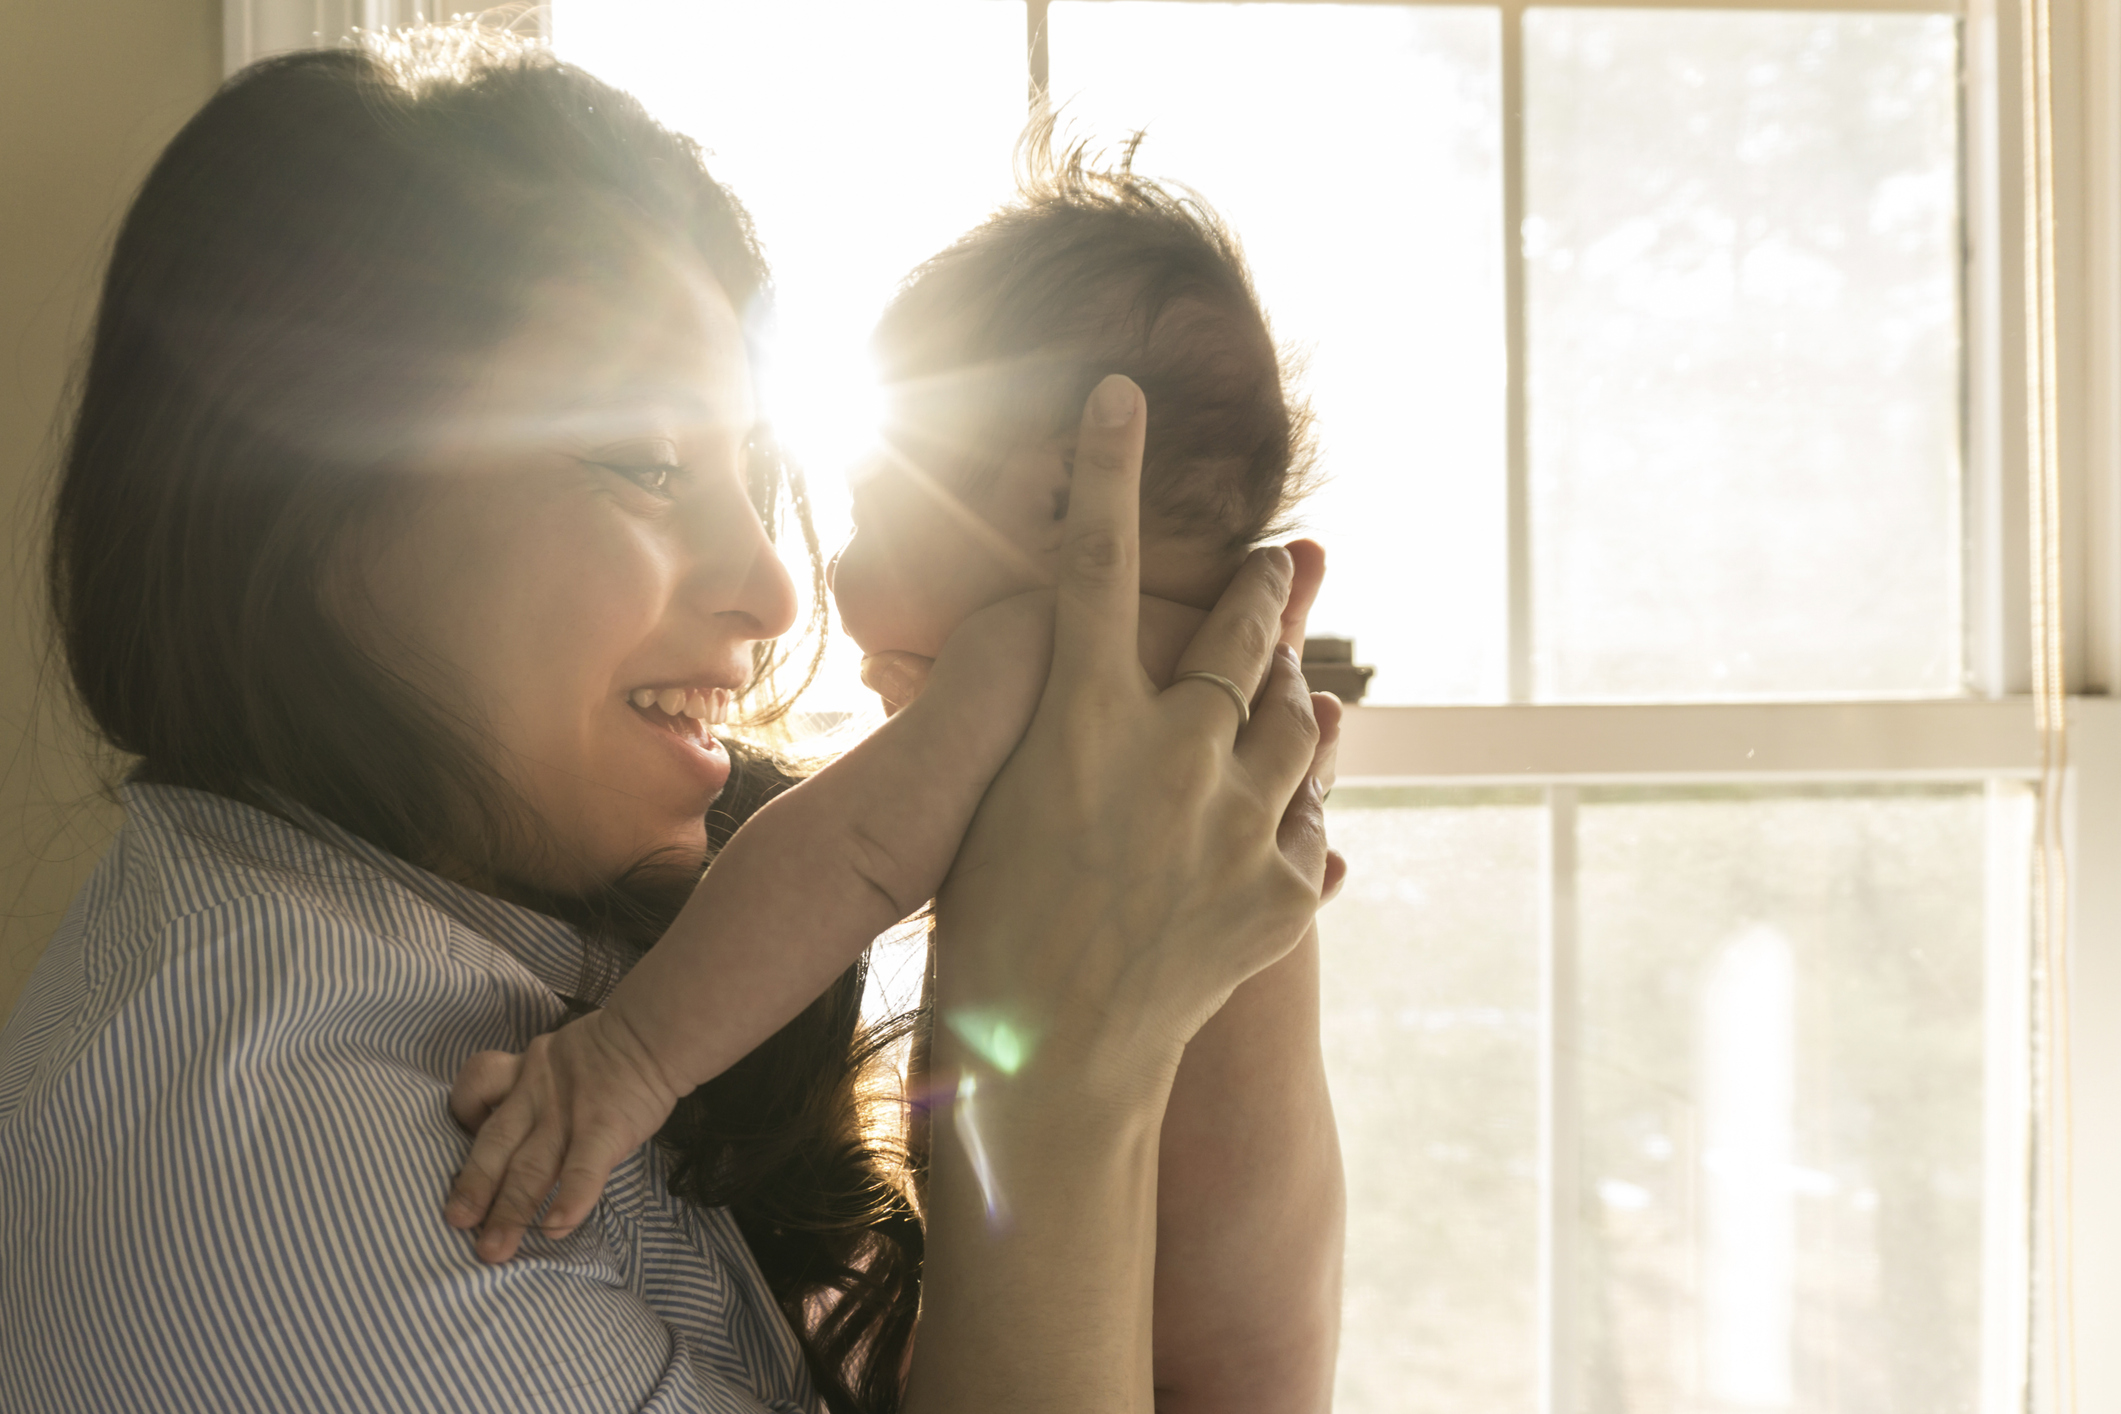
[944,1008,1035,1076]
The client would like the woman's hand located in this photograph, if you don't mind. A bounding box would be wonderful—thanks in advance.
[863,550,1347,909]
[934,373,1328,1105]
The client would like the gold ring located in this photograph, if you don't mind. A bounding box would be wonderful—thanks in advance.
[1173,670,1251,728]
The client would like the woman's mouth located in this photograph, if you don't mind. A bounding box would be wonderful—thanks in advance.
[627,685,735,741]
[628,685,734,724]
[625,684,734,797]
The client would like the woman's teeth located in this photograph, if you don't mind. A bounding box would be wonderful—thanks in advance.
[629,686,735,725]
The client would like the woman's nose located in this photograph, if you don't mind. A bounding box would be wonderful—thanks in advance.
[728,507,800,640]
[729,527,799,641]
[684,481,800,642]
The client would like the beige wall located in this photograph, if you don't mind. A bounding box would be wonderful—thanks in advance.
[2,1,222,1019]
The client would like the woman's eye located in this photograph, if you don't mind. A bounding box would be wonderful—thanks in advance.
[592,462,681,497]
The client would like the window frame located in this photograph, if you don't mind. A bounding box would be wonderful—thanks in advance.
[225,2,2121,1408]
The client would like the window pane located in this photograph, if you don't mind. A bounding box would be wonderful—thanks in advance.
[1525,13,1962,701]
[1320,788,1542,1412]
[1573,785,2025,1413]
[1050,4,1507,703]
[552,1,1028,712]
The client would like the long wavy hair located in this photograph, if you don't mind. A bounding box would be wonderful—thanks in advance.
[44,29,919,1413]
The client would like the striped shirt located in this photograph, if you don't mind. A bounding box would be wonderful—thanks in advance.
[0,783,820,1413]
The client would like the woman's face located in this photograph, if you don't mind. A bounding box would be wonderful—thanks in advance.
[345,261,797,889]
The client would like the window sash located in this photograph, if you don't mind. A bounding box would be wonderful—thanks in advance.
[1334,698,2037,781]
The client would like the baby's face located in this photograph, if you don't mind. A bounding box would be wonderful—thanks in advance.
[829,429,1244,662]
[829,440,1071,660]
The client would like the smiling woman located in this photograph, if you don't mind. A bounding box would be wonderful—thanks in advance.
[47,29,826,896]
[343,266,796,890]
[21,30,925,1410]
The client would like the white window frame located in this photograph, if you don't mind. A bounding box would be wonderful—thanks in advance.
[227,2,2121,1408]
[1310,3,2121,1409]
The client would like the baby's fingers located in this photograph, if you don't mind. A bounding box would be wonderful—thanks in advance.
[542,1125,635,1242]
[472,1119,571,1265]
[445,1086,527,1230]
[450,1049,522,1132]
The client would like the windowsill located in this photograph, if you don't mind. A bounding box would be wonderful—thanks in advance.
[1336,697,2053,781]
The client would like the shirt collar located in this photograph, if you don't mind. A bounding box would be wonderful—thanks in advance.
[123,781,609,1004]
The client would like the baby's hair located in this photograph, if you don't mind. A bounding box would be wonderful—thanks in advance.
[872,128,1315,551]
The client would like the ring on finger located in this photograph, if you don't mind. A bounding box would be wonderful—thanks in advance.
[1173,670,1251,728]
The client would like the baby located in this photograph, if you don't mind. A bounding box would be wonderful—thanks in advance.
[445,148,1314,1263]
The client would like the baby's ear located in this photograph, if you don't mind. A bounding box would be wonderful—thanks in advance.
[993,438,1077,549]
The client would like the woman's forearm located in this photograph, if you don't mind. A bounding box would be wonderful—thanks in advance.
[903,1036,1171,1413]
[1151,927,1345,1414]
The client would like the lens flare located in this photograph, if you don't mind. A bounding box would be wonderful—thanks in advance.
[952,1069,1011,1230]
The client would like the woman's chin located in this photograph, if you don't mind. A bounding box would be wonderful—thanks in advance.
[540,811,710,895]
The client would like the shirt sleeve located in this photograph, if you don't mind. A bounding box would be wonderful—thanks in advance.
[0,892,807,1414]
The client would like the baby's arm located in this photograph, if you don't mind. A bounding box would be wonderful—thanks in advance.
[444,592,1053,1264]
[1140,545,1347,1413]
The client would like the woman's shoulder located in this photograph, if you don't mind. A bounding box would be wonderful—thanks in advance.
[0,784,818,1414]
[0,783,569,1134]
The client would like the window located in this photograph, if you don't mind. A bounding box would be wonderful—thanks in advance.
[1322,780,2032,1410]
[226,3,2121,1408]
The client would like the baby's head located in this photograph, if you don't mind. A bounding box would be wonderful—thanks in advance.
[829,145,1313,660]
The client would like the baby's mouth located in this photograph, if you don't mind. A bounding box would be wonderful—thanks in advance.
[627,686,735,742]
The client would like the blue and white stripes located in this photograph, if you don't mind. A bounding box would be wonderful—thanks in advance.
[0,784,818,1413]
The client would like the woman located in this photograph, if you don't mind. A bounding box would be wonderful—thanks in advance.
[0,29,1338,1413]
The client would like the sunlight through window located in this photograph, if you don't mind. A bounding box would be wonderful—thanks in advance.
[554,1,1027,709]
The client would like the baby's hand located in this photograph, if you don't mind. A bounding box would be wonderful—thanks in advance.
[443,1007,684,1264]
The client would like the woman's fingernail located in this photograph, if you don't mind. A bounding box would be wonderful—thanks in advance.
[860,654,919,706]
[1278,644,1302,671]
[1087,374,1139,426]
[881,664,922,706]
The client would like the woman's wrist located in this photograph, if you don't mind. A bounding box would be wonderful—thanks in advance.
[927,1022,1180,1154]
[909,1031,1168,1413]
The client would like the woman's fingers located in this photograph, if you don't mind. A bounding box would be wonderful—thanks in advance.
[1051,375,1146,689]
[1322,849,1348,903]
[1166,547,1295,729]
[1240,647,1325,835]
[859,651,934,716]
[1272,691,1343,888]
[1309,691,1343,798]
[1278,539,1326,651]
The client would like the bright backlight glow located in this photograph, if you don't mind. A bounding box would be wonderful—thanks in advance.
[553,1,1025,710]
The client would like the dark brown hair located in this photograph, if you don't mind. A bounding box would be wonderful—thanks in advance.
[45,29,915,1412]
[872,133,1315,551]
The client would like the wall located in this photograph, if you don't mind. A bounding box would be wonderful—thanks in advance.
[1,0,223,1020]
